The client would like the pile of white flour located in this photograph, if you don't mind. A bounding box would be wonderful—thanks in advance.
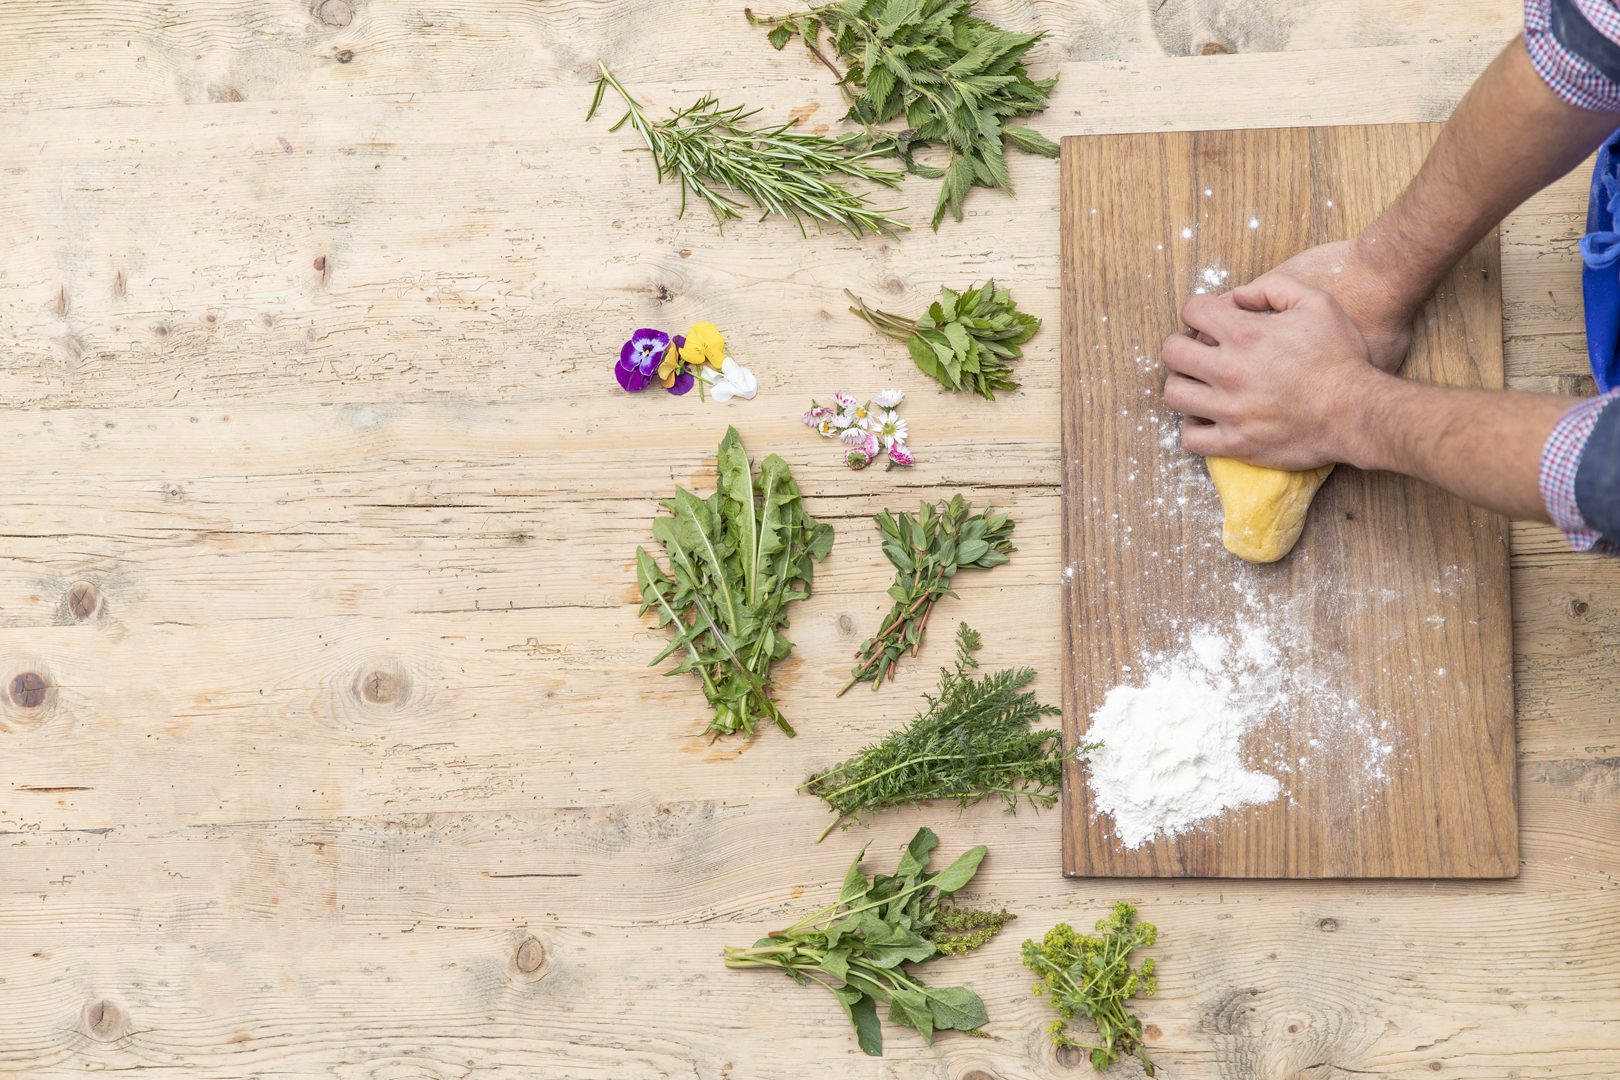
[1083,620,1289,849]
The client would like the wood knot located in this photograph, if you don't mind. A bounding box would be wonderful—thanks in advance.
[1055,1045,1085,1068]
[1428,1063,1443,1072]
[10,672,49,708]
[514,936,546,975]
[1570,598,1590,617]
[837,614,855,634]
[312,256,327,272]
[1317,917,1339,932]
[66,581,103,622]
[315,0,354,27]
[83,999,127,1041]
[335,49,354,63]
[359,669,404,706]
[960,1071,998,1080]
[1200,41,1232,55]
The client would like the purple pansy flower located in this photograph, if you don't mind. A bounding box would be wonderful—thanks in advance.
[616,328,671,393]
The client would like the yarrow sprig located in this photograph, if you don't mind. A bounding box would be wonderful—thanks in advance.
[803,388,912,469]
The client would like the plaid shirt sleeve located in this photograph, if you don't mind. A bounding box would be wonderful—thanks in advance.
[1526,0,1620,111]
[1540,389,1620,553]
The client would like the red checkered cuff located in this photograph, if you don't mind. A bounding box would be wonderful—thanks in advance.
[1540,390,1620,549]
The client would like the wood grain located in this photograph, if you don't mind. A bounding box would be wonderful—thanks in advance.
[1060,125,1516,878]
[1,1,1618,1076]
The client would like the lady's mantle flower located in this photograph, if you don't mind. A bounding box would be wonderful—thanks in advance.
[872,388,904,409]
[872,409,907,450]
[679,322,726,371]
[616,328,670,392]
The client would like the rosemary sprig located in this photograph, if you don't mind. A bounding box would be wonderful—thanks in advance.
[587,63,908,237]
[725,827,1009,1056]
[1023,903,1160,1075]
[848,280,1040,399]
[809,625,1092,841]
[749,0,1060,227]
[841,496,1014,694]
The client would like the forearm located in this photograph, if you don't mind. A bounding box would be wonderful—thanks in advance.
[1346,377,1579,520]
[1354,37,1620,316]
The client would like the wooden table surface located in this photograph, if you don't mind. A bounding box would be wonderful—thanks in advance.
[1,2,1616,1077]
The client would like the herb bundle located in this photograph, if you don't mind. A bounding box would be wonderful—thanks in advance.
[749,0,1060,226]
[848,281,1040,399]
[1023,903,1160,1075]
[636,427,834,739]
[725,827,1010,1055]
[810,625,1090,840]
[588,63,907,237]
[841,496,1013,694]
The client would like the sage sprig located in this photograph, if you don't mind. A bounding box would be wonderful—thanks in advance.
[841,496,1014,694]
[848,281,1040,399]
[636,427,834,739]
[724,827,1010,1056]
[587,63,908,237]
[810,625,1089,840]
[749,0,1060,226]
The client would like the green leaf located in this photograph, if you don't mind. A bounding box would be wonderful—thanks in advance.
[887,987,936,1042]
[841,845,873,903]
[843,990,884,1056]
[1002,124,1059,157]
[930,845,986,893]
[767,23,796,49]
[924,985,988,1031]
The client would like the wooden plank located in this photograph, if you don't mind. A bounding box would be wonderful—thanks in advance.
[1059,124,1516,877]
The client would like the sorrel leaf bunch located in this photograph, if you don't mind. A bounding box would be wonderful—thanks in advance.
[842,496,1013,693]
[1023,903,1160,1074]
[848,280,1040,399]
[636,427,834,738]
[724,827,1011,1055]
[587,63,907,237]
[810,625,1091,840]
[749,0,1060,226]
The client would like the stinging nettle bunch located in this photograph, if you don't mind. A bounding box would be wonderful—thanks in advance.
[843,495,1014,693]
[749,0,1061,227]
[848,280,1040,399]
[636,427,834,739]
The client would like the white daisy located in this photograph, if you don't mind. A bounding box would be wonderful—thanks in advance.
[833,391,859,411]
[849,402,876,429]
[872,409,907,450]
[872,388,904,408]
[840,426,868,446]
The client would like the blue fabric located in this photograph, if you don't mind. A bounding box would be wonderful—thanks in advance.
[1582,128,1620,393]
[1575,396,1620,544]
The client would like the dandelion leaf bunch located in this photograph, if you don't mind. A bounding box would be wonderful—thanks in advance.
[750,0,1060,226]
[636,427,834,739]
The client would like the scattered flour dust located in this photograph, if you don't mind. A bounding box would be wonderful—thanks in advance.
[1082,595,1396,850]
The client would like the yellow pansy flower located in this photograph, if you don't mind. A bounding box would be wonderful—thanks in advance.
[657,341,681,387]
[679,322,726,370]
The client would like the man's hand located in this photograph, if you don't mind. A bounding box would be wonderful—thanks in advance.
[1162,273,1387,470]
[1267,238,1416,372]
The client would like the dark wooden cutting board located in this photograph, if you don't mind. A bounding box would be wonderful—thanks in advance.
[1059,124,1516,878]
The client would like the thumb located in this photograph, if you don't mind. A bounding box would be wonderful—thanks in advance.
[1231,271,1316,314]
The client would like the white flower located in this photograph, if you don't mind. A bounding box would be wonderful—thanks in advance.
[830,411,853,430]
[872,409,907,450]
[840,426,868,446]
[699,356,758,403]
[848,402,876,429]
[886,441,914,467]
[833,391,859,411]
[815,418,837,438]
[872,388,904,408]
